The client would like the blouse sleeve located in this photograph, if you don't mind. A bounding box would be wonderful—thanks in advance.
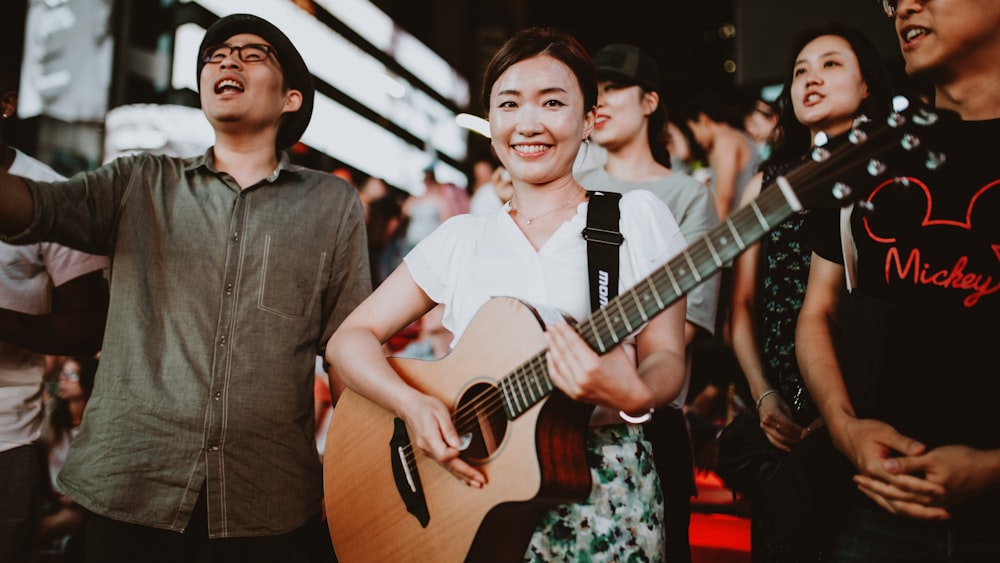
[618,190,687,289]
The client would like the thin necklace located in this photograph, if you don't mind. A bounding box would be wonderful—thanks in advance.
[511,191,583,225]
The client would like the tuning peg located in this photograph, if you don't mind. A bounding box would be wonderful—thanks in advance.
[849,115,871,144]
[810,132,830,161]
[901,133,921,151]
[925,150,946,170]
[914,107,939,127]
[886,95,911,128]
[892,176,912,188]
[867,159,887,176]
[831,182,853,202]
[854,200,875,217]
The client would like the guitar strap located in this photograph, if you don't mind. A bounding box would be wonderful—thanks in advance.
[582,191,624,312]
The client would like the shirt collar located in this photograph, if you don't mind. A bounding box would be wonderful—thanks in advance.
[186,147,293,184]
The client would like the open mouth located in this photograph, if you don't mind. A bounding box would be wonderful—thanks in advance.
[902,27,929,44]
[214,79,245,94]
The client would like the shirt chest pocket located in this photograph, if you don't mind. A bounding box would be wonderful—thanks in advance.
[258,234,327,319]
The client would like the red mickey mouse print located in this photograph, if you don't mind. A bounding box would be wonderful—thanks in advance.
[861,176,1000,309]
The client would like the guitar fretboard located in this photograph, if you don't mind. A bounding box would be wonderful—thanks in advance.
[496,182,801,420]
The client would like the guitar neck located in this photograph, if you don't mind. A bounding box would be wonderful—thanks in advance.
[497,180,803,420]
[577,180,802,353]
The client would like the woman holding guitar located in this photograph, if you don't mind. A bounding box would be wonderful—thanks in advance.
[327,26,688,561]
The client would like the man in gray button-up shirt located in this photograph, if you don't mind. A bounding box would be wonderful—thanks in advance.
[0,13,370,561]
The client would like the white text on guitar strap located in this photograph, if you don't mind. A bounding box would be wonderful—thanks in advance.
[598,270,610,307]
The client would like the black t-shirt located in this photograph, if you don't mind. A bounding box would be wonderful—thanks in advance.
[811,111,1000,456]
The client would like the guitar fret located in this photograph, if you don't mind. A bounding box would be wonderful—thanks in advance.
[522,369,537,403]
[682,251,703,282]
[750,201,771,230]
[533,361,549,395]
[630,289,649,322]
[615,298,634,333]
[500,378,515,417]
[664,265,682,297]
[702,234,723,267]
[516,370,530,409]
[588,316,607,353]
[645,277,666,309]
[600,308,620,343]
[725,219,747,250]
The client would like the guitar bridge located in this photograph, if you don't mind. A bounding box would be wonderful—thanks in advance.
[389,417,430,527]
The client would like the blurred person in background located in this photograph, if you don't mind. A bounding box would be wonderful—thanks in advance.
[742,97,779,160]
[0,53,108,563]
[37,356,100,561]
[577,42,721,563]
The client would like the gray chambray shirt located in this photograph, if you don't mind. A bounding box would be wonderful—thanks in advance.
[5,149,371,537]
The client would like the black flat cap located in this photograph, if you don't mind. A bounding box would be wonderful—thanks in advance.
[197,13,314,151]
[593,44,663,93]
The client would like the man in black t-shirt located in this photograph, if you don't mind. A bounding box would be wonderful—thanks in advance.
[797,1,1000,561]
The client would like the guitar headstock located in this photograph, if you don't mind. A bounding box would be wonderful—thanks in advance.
[782,95,944,213]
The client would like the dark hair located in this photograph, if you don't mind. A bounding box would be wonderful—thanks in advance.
[645,87,671,168]
[480,27,597,117]
[366,195,403,287]
[675,90,741,128]
[766,24,894,167]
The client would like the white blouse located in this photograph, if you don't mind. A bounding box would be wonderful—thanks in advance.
[405,190,686,346]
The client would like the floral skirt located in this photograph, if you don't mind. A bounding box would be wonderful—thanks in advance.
[523,424,665,562]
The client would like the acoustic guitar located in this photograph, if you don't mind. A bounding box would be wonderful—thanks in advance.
[323,96,937,562]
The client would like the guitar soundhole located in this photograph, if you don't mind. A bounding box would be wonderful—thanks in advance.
[456,383,508,464]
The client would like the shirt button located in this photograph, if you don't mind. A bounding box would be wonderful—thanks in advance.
[225,283,233,294]
[214,391,222,400]
[232,232,239,242]
[207,445,219,452]
[218,335,226,346]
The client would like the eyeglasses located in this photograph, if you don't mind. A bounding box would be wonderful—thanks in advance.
[59,371,80,382]
[201,43,276,65]
[881,0,897,17]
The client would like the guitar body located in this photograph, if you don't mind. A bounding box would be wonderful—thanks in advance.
[324,297,593,562]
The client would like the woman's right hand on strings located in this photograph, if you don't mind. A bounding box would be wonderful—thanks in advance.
[398,389,487,488]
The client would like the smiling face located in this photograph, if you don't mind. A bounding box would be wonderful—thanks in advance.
[199,33,301,139]
[894,0,1000,83]
[487,54,594,186]
[790,34,869,138]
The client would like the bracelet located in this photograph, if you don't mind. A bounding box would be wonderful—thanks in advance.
[755,389,779,411]
[618,407,654,424]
